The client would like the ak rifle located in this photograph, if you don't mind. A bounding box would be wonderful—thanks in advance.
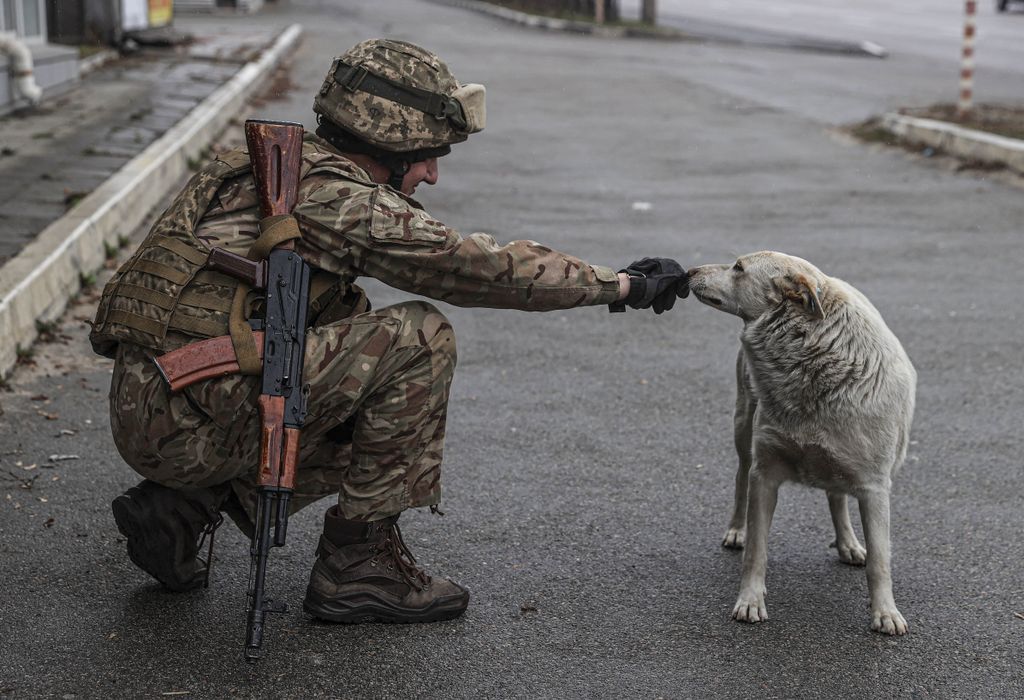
[154,119,310,662]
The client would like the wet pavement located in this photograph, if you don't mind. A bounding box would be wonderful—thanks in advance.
[1,1,1023,697]
[0,30,278,265]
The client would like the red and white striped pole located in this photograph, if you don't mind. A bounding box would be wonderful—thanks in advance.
[957,0,977,120]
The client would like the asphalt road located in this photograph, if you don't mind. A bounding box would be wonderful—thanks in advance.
[623,0,1024,71]
[2,0,1022,697]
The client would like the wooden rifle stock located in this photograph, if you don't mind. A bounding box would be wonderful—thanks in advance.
[246,119,304,220]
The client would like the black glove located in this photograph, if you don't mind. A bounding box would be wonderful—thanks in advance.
[608,257,690,314]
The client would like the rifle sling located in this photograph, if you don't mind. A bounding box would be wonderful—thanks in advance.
[229,214,303,375]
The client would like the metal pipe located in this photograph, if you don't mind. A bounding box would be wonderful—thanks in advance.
[0,31,43,105]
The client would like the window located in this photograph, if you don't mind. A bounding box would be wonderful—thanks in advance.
[0,0,44,39]
[21,0,41,37]
[1,1,16,33]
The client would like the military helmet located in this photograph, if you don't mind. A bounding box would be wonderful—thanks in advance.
[314,39,486,154]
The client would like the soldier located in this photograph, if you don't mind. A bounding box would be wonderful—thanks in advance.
[90,39,689,624]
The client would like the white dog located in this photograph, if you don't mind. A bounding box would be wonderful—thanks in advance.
[687,251,916,635]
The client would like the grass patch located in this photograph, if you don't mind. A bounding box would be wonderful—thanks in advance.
[64,190,91,209]
[79,271,97,289]
[15,345,35,364]
[901,103,1024,141]
[849,119,899,146]
[34,319,59,341]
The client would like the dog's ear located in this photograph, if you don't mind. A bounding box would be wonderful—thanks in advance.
[776,273,825,320]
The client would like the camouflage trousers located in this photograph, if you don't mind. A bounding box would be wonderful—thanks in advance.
[109,301,456,523]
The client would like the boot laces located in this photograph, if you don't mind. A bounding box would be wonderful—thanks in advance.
[382,523,431,591]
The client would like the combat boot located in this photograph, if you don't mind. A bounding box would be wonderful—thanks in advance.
[112,479,237,592]
[303,506,470,623]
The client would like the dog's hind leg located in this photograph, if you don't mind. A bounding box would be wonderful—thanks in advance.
[724,351,756,549]
[827,492,866,566]
[731,460,781,624]
[857,489,908,635]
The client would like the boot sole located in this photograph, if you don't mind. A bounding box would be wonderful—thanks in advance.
[112,491,205,592]
[302,587,469,624]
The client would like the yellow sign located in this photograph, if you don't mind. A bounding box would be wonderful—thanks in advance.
[149,0,173,27]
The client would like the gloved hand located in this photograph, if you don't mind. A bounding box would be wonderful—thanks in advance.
[609,257,690,314]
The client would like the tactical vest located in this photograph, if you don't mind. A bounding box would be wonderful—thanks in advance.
[90,140,367,359]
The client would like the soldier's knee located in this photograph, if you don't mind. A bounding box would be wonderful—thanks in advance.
[390,301,457,365]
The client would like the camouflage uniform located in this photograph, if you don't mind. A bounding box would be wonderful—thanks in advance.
[104,135,620,523]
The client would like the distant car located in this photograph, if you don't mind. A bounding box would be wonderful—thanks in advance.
[997,0,1022,11]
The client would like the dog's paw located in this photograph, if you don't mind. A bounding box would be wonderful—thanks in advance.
[870,606,908,636]
[831,538,867,566]
[731,590,768,623]
[722,527,746,549]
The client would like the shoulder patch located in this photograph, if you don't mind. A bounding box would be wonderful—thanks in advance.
[369,187,451,247]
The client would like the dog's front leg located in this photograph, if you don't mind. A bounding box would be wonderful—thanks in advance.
[732,465,780,623]
[827,492,866,565]
[724,351,756,549]
[857,489,908,635]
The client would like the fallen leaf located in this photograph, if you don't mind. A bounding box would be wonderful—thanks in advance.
[1014,612,1024,621]
[22,463,37,471]
[38,497,48,503]
[37,411,58,420]
[48,455,79,462]
[161,692,189,697]
[58,429,77,437]
[44,517,55,528]
[108,631,117,639]
[29,394,48,401]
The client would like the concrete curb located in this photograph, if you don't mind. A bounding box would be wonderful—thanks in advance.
[881,112,1024,174]
[0,24,303,378]
[425,0,693,40]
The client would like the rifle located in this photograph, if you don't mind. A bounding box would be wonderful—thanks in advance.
[154,119,310,662]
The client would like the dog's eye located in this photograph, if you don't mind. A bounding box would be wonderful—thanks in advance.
[733,261,744,272]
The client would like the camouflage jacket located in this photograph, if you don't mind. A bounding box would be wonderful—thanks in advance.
[91,135,620,357]
[198,135,620,311]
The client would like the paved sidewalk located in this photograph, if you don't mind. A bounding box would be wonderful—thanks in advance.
[0,34,276,265]
[0,22,300,377]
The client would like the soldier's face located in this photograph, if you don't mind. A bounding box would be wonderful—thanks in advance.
[402,157,439,196]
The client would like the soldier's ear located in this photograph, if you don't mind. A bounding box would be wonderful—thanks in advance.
[774,273,825,320]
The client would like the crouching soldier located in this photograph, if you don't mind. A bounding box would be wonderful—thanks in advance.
[90,39,689,624]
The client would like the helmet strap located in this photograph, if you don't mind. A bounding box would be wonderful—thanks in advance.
[378,156,410,192]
